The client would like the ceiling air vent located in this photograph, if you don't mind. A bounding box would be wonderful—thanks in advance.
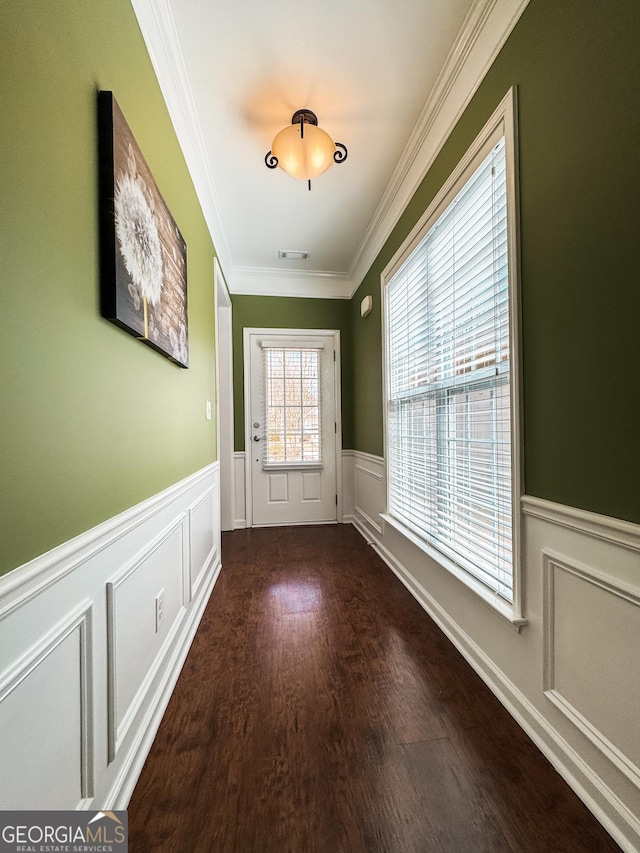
[278,250,310,260]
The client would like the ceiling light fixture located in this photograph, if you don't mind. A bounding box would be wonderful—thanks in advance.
[265,109,348,191]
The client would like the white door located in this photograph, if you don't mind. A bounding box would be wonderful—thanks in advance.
[245,329,340,526]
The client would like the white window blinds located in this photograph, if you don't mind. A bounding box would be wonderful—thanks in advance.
[385,137,513,601]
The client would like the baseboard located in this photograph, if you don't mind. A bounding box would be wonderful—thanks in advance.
[346,451,640,853]
[350,512,640,852]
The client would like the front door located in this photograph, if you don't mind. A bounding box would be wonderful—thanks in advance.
[246,329,339,526]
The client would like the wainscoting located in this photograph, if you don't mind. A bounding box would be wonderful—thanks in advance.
[0,463,221,810]
[342,450,640,853]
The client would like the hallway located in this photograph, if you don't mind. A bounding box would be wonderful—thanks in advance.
[128,525,620,852]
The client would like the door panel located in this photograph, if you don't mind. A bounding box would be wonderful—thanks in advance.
[248,331,338,526]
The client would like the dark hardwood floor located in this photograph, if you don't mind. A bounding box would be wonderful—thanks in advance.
[128,524,620,852]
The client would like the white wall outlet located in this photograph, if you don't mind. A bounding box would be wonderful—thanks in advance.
[205,400,212,420]
[155,589,165,632]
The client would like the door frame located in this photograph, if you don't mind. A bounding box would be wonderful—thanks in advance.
[243,327,343,528]
[215,259,235,531]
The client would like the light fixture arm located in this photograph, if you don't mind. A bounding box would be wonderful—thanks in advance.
[334,142,348,164]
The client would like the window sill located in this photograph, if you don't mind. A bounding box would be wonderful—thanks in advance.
[380,513,527,632]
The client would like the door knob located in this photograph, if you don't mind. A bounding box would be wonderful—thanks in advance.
[253,435,261,442]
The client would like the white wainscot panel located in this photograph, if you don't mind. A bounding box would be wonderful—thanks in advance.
[107,516,187,761]
[341,452,355,522]
[0,605,92,809]
[189,485,217,599]
[234,452,247,528]
[353,453,385,535]
[544,553,640,786]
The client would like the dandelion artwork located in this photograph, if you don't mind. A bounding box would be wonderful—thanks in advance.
[98,91,188,367]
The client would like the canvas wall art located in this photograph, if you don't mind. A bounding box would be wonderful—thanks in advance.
[98,90,189,367]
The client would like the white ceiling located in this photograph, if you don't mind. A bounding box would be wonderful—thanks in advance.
[132,0,527,298]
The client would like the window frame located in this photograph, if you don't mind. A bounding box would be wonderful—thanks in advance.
[261,343,324,470]
[381,88,525,627]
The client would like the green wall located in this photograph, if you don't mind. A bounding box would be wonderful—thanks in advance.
[231,296,352,451]
[351,0,640,524]
[0,0,217,575]
[3,0,638,579]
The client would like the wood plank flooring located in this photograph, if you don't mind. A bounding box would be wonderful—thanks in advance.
[128,524,621,852]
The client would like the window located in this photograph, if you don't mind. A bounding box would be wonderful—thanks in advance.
[383,93,521,618]
[263,346,322,466]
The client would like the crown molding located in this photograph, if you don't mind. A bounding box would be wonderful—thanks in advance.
[130,0,234,279]
[231,267,353,299]
[132,0,530,301]
[347,0,530,296]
